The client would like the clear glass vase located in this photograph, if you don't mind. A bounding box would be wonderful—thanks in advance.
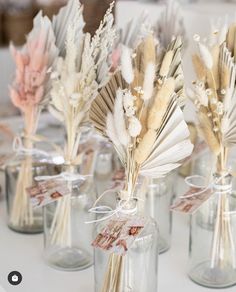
[144,177,172,253]
[188,173,236,288]
[5,151,53,234]
[43,167,96,271]
[94,199,158,292]
[191,149,214,178]
[94,142,115,196]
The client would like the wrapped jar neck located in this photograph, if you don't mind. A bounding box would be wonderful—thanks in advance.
[117,198,138,215]
[213,173,232,194]
[62,163,77,174]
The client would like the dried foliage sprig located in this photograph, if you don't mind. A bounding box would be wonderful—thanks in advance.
[50,1,116,164]
[10,12,58,136]
[190,23,236,271]
[90,35,193,198]
[191,31,236,171]
[8,11,58,229]
[48,1,116,247]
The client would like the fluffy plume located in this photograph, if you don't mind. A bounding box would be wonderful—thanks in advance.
[121,46,134,84]
[113,89,130,146]
[198,43,213,70]
[10,12,58,114]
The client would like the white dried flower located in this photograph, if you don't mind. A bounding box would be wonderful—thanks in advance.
[210,98,217,104]
[206,88,212,96]
[217,101,224,115]
[128,116,142,137]
[193,34,200,42]
[194,84,208,107]
[121,45,134,84]
[134,86,144,95]
[123,89,136,117]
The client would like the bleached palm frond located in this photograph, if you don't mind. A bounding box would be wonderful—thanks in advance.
[140,106,193,177]
[52,0,84,57]
[118,11,152,49]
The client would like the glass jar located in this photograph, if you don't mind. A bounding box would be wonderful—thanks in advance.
[188,173,236,288]
[94,142,114,196]
[144,177,172,253]
[191,150,216,230]
[94,199,158,292]
[44,170,96,271]
[5,151,53,233]
[191,149,214,178]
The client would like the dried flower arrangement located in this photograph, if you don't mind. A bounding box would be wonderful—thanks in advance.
[189,21,236,275]
[90,34,193,291]
[9,12,58,229]
[48,0,116,247]
[112,0,186,71]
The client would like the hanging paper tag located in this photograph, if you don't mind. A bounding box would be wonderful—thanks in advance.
[81,148,98,176]
[92,216,147,255]
[108,168,125,191]
[170,187,213,214]
[27,179,70,208]
[182,141,207,165]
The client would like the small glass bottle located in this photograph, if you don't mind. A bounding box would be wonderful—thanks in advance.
[44,168,96,271]
[94,198,158,292]
[191,149,216,230]
[188,173,236,288]
[94,142,114,196]
[144,177,172,253]
[5,147,53,233]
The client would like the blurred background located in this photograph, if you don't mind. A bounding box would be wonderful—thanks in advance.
[1,0,236,118]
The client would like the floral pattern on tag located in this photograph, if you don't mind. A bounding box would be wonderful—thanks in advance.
[27,180,70,208]
[170,187,213,214]
[92,216,147,255]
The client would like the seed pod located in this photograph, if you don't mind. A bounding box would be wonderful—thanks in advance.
[147,78,175,130]
[159,50,174,77]
[211,45,220,90]
[134,129,156,164]
[143,35,156,69]
[220,63,230,91]
[226,23,236,53]
[192,54,206,81]
[198,112,221,156]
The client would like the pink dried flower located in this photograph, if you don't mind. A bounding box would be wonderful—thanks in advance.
[9,12,58,114]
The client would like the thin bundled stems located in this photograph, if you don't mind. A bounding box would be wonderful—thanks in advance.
[90,34,192,292]
[9,12,58,228]
[48,0,115,247]
[101,254,124,292]
[191,25,236,270]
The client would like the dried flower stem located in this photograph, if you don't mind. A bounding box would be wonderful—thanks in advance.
[10,107,41,229]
